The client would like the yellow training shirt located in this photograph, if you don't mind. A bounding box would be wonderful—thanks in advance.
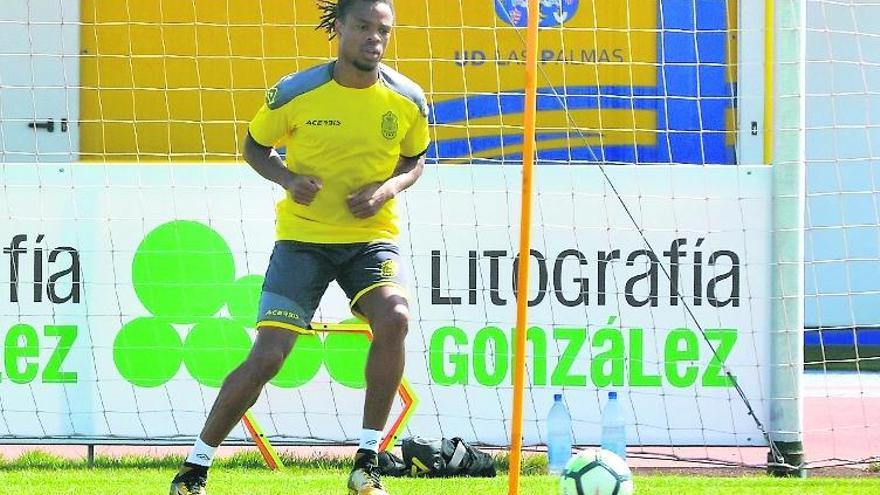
[248,61,431,243]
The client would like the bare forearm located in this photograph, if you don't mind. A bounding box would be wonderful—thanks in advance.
[243,133,294,188]
[382,155,425,197]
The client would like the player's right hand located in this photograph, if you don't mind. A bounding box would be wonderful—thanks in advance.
[285,174,322,205]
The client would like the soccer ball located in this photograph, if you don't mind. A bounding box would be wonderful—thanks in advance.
[559,448,634,495]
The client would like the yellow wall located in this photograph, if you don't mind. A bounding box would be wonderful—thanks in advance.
[80,0,658,162]
[80,0,301,161]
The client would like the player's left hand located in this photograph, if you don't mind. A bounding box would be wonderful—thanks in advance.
[347,182,392,218]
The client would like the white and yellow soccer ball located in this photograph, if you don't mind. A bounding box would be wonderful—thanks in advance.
[559,448,634,495]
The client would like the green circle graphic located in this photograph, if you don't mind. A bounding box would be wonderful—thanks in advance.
[270,333,324,388]
[323,331,370,389]
[113,317,183,387]
[132,221,235,323]
[183,318,252,387]
[227,275,264,328]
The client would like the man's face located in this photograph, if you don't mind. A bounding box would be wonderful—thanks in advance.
[335,1,394,72]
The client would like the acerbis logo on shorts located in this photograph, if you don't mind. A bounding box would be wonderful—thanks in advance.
[265,309,301,320]
[380,259,398,278]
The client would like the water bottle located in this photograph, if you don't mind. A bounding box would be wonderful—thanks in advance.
[600,391,627,459]
[546,393,573,475]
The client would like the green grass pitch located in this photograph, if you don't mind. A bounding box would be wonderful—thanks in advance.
[1,451,878,495]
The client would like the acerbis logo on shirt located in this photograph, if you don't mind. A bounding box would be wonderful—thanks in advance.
[305,119,342,126]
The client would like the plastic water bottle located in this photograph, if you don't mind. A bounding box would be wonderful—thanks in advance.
[546,393,573,475]
[600,391,627,459]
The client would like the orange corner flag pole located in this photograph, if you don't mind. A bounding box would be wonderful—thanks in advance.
[508,1,540,494]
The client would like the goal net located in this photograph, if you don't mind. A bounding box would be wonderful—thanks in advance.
[802,0,880,467]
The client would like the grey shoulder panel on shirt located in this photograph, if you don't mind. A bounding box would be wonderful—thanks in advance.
[266,62,334,110]
[378,64,429,118]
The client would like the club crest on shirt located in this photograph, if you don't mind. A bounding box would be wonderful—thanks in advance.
[380,259,398,278]
[382,111,399,140]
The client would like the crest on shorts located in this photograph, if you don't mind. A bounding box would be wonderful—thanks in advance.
[382,111,399,140]
[380,259,399,278]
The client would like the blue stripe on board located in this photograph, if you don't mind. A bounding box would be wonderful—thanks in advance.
[804,328,880,346]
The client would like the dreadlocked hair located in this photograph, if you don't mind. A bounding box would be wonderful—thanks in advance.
[316,0,393,39]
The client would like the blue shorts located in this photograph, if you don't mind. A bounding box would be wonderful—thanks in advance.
[256,240,406,334]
